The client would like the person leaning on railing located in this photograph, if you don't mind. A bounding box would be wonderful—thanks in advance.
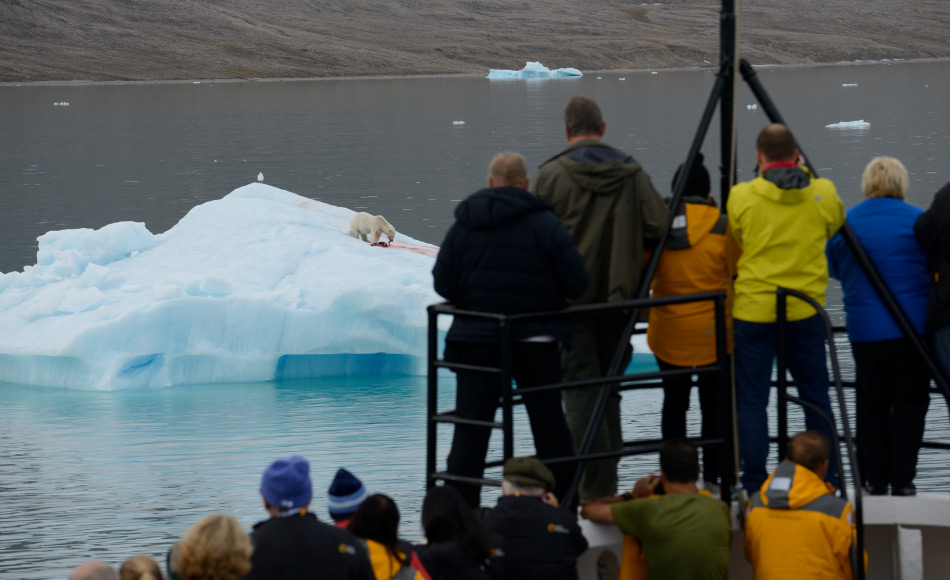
[726,123,845,494]
[827,156,930,497]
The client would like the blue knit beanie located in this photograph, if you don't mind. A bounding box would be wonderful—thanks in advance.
[260,456,313,510]
[327,468,367,521]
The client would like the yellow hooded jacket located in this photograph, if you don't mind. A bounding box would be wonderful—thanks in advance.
[726,168,844,323]
[744,460,861,580]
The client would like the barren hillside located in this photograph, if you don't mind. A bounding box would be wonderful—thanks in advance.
[1,0,948,82]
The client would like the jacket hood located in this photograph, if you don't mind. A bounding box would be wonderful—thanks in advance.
[547,141,643,195]
[757,460,835,510]
[454,186,550,229]
[665,196,723,250]
[751,167,814,205]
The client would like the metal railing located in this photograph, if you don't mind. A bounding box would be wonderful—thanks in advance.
[426,291,735,502]
[776,288,864,580]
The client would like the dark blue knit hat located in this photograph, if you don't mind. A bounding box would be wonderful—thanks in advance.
[327,468,367,521]
[260,456,313,509]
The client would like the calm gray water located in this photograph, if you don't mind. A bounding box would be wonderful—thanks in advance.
[2,61,949,274]
[2,61,950,578]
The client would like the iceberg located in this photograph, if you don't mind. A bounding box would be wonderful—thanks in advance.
[0,184,443,389]
[487,61,582,80]
[825,120,870,129]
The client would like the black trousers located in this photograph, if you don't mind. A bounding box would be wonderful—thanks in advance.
[444,340,576,508]
[852,339,931,491]
[657,357,722,484]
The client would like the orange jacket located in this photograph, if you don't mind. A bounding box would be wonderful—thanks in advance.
[744,461,862,580]
[647,198,738,366]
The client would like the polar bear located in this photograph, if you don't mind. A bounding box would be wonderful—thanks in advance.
[349,212,396,245]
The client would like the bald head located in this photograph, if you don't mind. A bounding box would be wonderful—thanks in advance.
[756,123,798,164]
[788,430,830,476]
[488,152,529,189]
[69,562,118,580]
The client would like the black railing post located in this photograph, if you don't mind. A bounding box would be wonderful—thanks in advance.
[776,288,865,580]
[776,293,789,461]
[714,293,734,501]
[426,305,440,490]
[500,318,515,461]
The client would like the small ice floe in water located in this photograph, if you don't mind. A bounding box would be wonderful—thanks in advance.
[53,102,70,106]
[651,71,658,75]
[257,172,264,182]
[842,83,858,87]
[826,120,871,129]
[619,77,626,81]
[486,62,582,79]
[597,76,603,80]
[747,104,758,110]
[452,121,465,126]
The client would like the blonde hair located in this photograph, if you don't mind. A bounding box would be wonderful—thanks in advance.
[862,156,909,200]
[488,152,529,188]
[177,514,253,580]
[120,555,162,580]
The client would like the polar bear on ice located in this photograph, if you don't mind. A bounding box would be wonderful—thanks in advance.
[349,212,396,246]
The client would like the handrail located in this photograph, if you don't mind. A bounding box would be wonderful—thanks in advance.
[426,291,733,503]
[777,287,864,580]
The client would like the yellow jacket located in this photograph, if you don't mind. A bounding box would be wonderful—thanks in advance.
[647,198,739,366]
[726,168,844,322]
[744,461,861,580]
[364,539,426,580]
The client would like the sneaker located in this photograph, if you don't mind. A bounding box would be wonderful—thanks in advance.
[891,485,916,497]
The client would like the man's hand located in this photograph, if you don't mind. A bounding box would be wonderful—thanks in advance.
[541,491,560,508]
[633,474,662,499]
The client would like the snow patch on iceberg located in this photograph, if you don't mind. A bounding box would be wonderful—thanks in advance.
[0,184,444,389]
[487,61,582,80]
[825,120,870,129]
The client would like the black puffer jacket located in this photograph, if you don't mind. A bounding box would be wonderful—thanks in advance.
[432,186,589,344]
[915,182,950,330]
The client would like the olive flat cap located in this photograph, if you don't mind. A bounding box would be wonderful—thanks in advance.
[503,456,556,491]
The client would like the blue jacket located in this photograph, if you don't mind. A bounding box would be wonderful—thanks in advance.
[827,197,929,342]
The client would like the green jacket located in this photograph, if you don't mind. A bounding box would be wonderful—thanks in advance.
[531,140,668,305]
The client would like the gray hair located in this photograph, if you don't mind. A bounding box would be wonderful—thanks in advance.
[501,479,546,497]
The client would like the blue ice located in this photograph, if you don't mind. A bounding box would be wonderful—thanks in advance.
[487,61,583,80]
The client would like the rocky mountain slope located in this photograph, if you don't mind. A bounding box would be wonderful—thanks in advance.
[2,0,948,82]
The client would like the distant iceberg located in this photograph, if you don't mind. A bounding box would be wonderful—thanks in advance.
[0,184,443,389]
[826,120,870,129]
[487,61,582,80]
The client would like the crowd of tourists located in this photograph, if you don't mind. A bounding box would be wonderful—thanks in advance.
[69,94,950,580]
[67,455,586,580]
[431,94,949,579]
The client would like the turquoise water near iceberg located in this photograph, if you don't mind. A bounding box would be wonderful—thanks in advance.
[2,353,949,578]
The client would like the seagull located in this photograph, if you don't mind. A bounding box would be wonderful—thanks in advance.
[257,172,264,183]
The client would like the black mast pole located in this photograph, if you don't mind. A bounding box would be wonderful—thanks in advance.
[720,0,737,207]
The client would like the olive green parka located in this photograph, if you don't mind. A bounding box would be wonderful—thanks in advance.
[531,140,668,305]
